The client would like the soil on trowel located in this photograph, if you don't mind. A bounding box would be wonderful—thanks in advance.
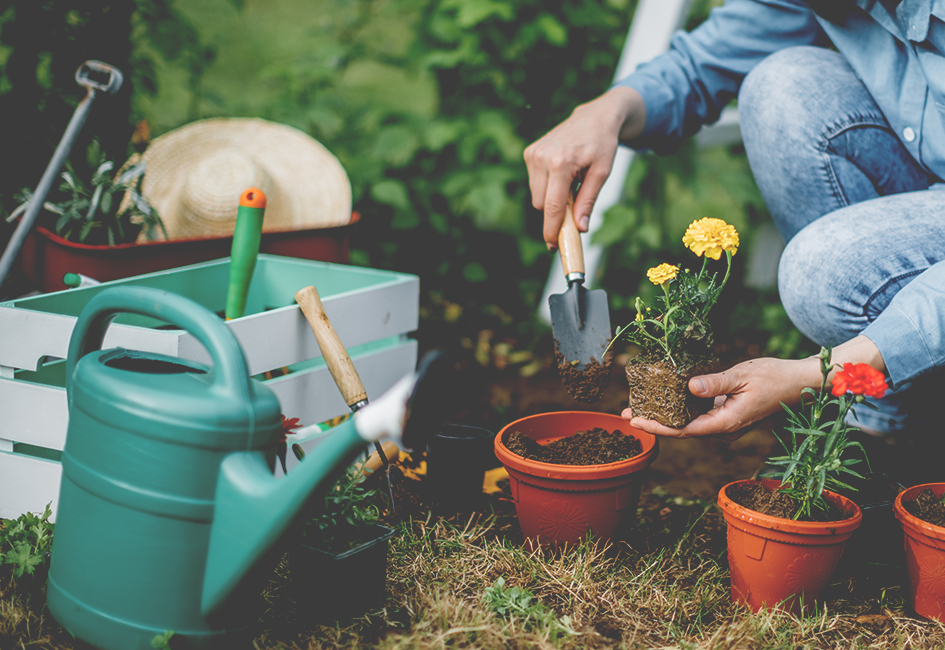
[727,481,845,523]
[504,427,642,465]
[625,347,719,428]
[903,488,945,528]
[554,339,612,403]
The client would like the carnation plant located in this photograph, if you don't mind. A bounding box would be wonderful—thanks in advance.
[765,347,888,520]
[608,217,739,367]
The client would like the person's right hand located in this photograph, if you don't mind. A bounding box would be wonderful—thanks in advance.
[523,86,646,250]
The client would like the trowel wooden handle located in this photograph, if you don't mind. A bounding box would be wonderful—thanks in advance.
[295,285,368,407]
[357,441,401,476]
[557,195,585,277]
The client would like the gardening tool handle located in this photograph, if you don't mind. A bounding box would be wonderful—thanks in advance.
[557,195,585,278]
[295,284,368,407]
[225,189,267,320]
[66,286,252,406]
[0,60,123,293]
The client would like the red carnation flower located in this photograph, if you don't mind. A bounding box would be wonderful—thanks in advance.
[830,363,888,399]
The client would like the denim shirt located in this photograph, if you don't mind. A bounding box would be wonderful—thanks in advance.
[614,0,945,387]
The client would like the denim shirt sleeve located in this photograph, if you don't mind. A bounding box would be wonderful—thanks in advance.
[613,0,827,154]
[862,261,945,388]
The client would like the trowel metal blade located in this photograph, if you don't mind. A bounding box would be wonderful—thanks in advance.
[549,283,612,370]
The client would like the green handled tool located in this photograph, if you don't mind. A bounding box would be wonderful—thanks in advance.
[225,188,267,320]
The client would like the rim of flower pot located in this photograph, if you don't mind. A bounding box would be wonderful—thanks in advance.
[494,411,659,481]
[893,483,945,542]
[718,478,863,535]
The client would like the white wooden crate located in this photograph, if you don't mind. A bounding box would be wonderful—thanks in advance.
[0,255,419,520]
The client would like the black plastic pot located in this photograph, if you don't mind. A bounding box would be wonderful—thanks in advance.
[836,473,906,577]
[426,424,498,509]
[289,524,395,622]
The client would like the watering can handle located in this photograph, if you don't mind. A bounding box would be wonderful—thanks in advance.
[65,286,252,403]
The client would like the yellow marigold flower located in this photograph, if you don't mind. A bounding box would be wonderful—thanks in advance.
[682,217,740,260]
[647,263,679,285]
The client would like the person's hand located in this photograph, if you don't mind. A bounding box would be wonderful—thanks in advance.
[524,87,645,250]
[621,356,823,441]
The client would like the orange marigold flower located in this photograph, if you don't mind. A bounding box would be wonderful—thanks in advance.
[830,363,888,399]
[646,263,679,285]
[682,217,739,260]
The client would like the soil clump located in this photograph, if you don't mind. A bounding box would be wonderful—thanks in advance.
[504,427,642,465]
[553,341,611,403]
[903,488,945,528]
[625,346,719,428]
[727,481,845,522]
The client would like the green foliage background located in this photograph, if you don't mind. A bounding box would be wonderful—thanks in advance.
[0,0,809,358]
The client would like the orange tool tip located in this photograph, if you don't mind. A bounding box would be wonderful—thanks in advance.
[239,188,267,208]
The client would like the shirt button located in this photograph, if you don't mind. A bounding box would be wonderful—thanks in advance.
[903,127,916,142]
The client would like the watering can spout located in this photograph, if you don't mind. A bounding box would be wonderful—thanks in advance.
[201,349,449,617]
[201,416,367,616]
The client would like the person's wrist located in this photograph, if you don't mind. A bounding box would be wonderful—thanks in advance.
[574,87,643,141]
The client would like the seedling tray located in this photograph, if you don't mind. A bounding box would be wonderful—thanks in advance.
[0,254,418,519]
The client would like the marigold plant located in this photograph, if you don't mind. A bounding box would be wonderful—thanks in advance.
[765,347,888,520]
[608,217,738,366]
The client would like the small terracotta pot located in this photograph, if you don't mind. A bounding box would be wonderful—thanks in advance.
[718,479,863,614]
[893,483,945,622]
[495,412,658,550]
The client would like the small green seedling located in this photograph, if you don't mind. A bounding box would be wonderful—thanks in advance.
[483,577,574,639]
[0,503,54,578]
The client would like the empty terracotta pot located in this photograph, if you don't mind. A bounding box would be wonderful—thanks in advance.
[893,483,945,622]
[718,479,862,614]
[495,411,658,550]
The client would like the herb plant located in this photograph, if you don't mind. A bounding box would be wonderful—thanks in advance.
[0,503,54,579]
[8,140,166,246]
[765,347,888,520]
[607,217,739,367]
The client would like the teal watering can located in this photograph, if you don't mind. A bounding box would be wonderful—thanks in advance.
[46,286,449,649]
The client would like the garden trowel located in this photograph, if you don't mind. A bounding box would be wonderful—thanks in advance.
[548,194,612,403]
[295,284,402,512]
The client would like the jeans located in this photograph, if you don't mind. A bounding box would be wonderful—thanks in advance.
[738,46,945,435]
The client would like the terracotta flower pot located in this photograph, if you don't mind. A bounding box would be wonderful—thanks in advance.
[893,483,945,622]
[495,412,658,550]
[718,479,863,614]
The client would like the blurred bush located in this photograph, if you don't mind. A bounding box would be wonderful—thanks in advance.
[1,0,811,359]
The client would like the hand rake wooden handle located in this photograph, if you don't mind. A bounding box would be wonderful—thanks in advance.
[295,284,368,408]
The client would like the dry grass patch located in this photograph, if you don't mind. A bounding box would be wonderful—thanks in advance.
[4,489,945,649]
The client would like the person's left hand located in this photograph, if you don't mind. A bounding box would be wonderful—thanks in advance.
[622,356,821,440]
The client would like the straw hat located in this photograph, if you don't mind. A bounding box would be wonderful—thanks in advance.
[139,118,352,241]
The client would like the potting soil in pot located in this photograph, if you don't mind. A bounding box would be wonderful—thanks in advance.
[902,488,945,527]
[504,427,641,465]
[727,481,845,522]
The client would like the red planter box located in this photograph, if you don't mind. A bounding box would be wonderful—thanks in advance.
[20,215,358,293]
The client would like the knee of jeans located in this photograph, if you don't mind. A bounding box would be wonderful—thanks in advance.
[777,229,844,345]
[739,46,846,144]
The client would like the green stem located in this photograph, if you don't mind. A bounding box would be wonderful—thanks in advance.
[719,251,732,292]
[660,282,674,366]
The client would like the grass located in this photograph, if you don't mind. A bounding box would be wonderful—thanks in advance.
[3,483,945,649]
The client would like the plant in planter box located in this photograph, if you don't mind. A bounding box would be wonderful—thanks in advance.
[611,217,739,427]
[7,139,166,246]
[288,447,395,621]
[718,347,887,613]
